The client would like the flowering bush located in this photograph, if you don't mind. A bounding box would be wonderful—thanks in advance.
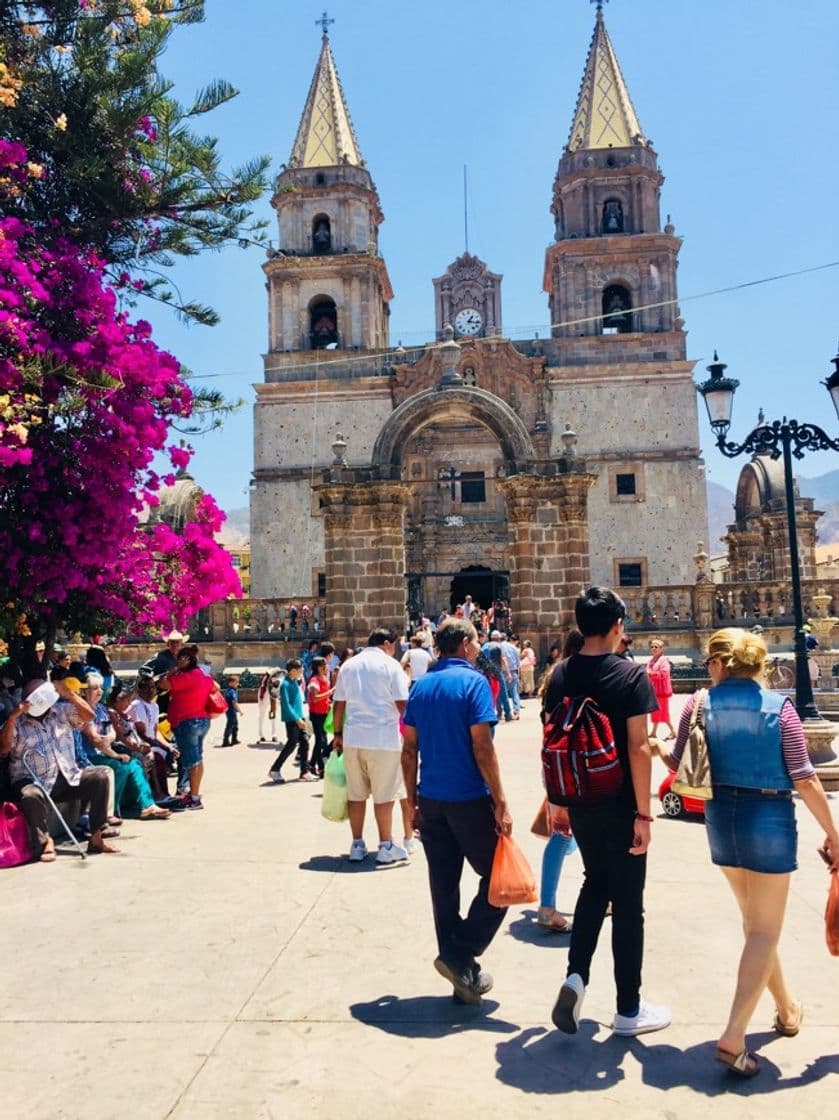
[0,141,241,636]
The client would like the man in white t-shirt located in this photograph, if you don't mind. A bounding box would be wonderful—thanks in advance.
[401,635,434,686]
[332,627,411,865]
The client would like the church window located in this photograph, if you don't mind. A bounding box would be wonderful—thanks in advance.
[602,199,624,234]
[317,572,326,597]
[312,214,332,254]
[461,366,478,387]
[315,172,326,186]
[309,296,338,349]
[460,471,486,504]
[616,472,636,496]
[602,284,633,334]
[617,561,646,587]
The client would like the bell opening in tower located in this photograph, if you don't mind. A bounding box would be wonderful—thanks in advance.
[309,296,338,349]
[601,284,633,334]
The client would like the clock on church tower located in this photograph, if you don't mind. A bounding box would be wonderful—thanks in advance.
[433,252,503,341]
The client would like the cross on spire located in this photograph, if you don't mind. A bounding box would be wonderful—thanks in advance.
[591,0,608,13]
[315,10,334,37]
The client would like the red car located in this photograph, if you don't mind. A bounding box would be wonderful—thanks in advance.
[658,770,707,818]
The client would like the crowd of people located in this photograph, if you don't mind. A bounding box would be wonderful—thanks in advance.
[0,630,227,859]
[2,587,838,1080]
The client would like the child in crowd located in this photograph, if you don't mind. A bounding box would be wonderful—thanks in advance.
[268,659,311,782]
[222,674,242,746]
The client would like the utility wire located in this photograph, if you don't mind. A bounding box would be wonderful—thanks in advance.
[187,258,839,380]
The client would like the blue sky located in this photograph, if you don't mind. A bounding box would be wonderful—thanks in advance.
[143,0,839,516]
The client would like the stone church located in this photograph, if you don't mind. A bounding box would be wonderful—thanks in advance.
[250,8,708,647]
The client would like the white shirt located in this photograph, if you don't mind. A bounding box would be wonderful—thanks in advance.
[333,646,409,750]
[402,647,433,682]
[126,697,163,755]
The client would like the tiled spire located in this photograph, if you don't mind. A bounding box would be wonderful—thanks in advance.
[288,33,364,169]
[566,7,645,152]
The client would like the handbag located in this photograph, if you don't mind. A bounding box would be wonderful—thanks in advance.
[0,801,34,868]
[672,688,713,800]
[205,687,227,718]
[488,834,538,907]
[530,797,572,839]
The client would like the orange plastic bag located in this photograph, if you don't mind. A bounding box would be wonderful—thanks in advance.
[488,834,538,907]
[826,871,839,956]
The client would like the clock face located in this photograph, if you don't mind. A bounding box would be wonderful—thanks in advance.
[454,307,483,336]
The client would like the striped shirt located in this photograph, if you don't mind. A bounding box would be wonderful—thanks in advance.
[673,691,814,783]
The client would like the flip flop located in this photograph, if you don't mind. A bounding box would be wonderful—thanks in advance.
[773,1002,804,1037]
[715,1047,760,1078]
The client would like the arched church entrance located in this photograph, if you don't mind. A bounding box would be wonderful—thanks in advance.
[450,565,509,612]
[372,385,534,626]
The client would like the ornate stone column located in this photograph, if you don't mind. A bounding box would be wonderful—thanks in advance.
[315,473,410,645]
[498,467,596,655]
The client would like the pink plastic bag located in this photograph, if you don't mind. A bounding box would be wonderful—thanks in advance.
[0,802,33,868]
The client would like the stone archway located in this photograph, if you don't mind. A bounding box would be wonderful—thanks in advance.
[371,386,534,471]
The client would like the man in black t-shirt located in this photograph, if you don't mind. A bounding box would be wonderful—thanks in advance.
[546,587,671,1039]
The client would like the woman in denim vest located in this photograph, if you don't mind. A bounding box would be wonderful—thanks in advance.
[657,628,838,1078]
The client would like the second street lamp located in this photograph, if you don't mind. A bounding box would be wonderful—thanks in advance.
[697,350,839,721]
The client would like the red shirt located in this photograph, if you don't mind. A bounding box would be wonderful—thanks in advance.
[167,668,214,727]
[307,675,331,716]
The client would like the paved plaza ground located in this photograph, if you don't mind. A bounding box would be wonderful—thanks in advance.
[3,696,839,1119]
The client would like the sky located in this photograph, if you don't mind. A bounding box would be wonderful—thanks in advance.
[142,0,839,518]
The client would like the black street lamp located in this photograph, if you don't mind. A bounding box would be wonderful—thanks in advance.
[697,350,839,721]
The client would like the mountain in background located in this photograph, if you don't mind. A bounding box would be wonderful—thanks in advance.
[217,475,838,554]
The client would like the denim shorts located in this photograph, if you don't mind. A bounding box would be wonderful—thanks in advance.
[173,717,210,771]
[705,785,797,873]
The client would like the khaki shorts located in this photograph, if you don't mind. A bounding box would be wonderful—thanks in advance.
[343,747,404,804]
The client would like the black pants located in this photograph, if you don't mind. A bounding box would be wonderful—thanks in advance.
[310,712,329,774]
[14,767,110,852]
[270,722,309,776]
[419,794,507,971]
[567,803,646,1016]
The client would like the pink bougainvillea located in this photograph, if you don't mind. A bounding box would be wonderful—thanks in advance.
[0,140,241,635]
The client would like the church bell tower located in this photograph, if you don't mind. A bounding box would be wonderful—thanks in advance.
[544,4,682,347]
[264,25,392,355]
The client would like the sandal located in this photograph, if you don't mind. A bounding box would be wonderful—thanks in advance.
[536,907,572,933]
[773,1002,803,1037]
[140,806,171,820]
[715,1047,760,1078]
[107,815,123,826]
[39,846,57,863]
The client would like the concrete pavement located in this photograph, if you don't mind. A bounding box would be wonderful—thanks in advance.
[2,697,838,1119]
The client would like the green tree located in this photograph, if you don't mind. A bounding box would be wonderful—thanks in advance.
[0,0,270,324]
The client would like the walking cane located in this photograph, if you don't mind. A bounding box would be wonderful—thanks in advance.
[22,746,87,860]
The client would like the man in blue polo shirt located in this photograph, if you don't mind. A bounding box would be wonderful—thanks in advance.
[402,618,513,1006]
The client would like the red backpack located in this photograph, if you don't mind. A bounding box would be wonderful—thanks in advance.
[542,695,624,807]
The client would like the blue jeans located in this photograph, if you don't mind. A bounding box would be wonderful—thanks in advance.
[540,831,577,910]
[173,717,210,788]
[496,675,512,721]
[506,671,521,714]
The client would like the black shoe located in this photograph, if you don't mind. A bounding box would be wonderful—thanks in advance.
[434,956,482,1006]
[452,962,493,1003]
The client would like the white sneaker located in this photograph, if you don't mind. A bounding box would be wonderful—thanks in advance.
[403,836,419,855]
[551,972,586,1034]
[348,839,368,862]
[611,999,672,1036]
[376,840,409,864]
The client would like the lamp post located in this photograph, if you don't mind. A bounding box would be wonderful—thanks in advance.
[697,350,839,720]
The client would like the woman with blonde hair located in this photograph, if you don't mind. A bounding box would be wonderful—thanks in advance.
[656,627,839,1077]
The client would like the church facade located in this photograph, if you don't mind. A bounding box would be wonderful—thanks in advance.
[250,9,708,647]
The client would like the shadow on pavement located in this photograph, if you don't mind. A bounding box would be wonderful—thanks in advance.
[299,854,381,873]
[351,993,519,1039]
[506,910,573,947]
[495,1023,839,1096]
